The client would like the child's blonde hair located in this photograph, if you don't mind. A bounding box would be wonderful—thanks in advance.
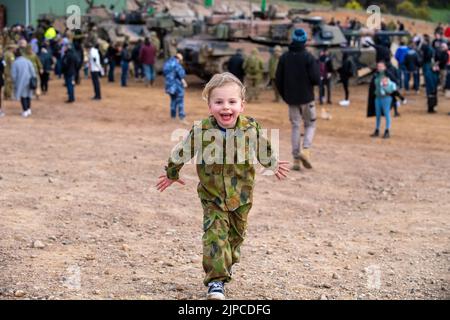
[202,72,246,102]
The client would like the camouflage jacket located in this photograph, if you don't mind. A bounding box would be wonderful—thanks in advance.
[165,115,278,211]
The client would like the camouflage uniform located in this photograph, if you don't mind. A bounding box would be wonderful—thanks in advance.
[268,46,282,102]
[3,48,15,100]
[165,115,278,285]
[243,49,264,102]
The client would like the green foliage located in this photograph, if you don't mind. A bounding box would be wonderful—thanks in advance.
[344,0,363,10]
[396,0,431,20]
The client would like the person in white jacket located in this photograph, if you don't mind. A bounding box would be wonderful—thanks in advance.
[88,43,103,100]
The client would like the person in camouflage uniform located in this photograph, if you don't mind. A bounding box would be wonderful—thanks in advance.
[3,43,16,100]
[157,72,290,300]
[243,48,264,102]
[268,45,282,102]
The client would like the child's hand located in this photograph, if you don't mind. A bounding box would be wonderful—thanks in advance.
[274,160,290,180]
[156,175,185,192]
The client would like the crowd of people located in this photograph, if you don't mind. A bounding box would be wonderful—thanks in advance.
[0,24,182,118]
[0,21,449,130]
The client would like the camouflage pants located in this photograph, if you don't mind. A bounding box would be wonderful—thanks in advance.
[245,77,261,102]
[201,200,252,286]
[3,78,12,99]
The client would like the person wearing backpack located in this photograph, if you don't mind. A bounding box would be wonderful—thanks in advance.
[120,42,132,87]
[275,28,320,170]
[338,53,354,107]
[404,41,421,93]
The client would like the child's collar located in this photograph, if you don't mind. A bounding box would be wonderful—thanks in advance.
[202,115,254,131]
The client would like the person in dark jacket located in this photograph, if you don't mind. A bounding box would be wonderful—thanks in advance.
[120,42,131,87]
[227,49,245,82]
[275,28,320,171]
[318,48,333,105]
[0,55,4,117]
[368,61,397,139]
[131,39,143,81]
[338,52,354,107]
[106,42,118,82]
[367,61,397,117]
[61,44,77,103]
[421,34,439,113]
[139,38,157,86]
[403,41,421,93]
[436,42,449,92]
[38,45,53,94]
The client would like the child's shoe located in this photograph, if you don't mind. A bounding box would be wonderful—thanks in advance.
[207,281,225,300]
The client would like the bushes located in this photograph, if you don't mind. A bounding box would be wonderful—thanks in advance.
[344,0,363,10]
[396,0,431,20]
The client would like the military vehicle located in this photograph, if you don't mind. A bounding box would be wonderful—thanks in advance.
[176,9,409,82]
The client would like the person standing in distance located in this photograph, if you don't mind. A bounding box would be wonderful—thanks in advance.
[275,28,320,171]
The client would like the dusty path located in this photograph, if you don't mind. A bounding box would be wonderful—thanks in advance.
[0,74,449,300]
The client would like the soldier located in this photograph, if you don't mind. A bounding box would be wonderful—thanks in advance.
[156,72,289,300]
[150,31,161,56]
[243,48,264,102]
[3,43,16,100]
[268,45,282,102]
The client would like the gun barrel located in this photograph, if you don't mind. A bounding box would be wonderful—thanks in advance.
[343,29,410,37]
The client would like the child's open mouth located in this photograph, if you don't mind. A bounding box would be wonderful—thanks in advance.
[220,113,233,122]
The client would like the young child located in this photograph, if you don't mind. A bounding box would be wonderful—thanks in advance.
[156,72,289,300]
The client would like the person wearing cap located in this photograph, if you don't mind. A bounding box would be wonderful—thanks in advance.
[275,28,320,171]
[268,45,283,102]
[162,53,187,123]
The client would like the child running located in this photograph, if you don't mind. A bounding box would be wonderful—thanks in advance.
[156,72,290,300]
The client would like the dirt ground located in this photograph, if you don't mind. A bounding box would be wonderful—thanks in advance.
[0,72,449,300]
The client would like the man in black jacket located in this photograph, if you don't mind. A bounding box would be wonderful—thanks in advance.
[61,44,77,103]
[227,49,245,83]
[275,28,320,171]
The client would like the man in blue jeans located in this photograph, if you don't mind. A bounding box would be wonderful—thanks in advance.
[404,41,421,93]
[370,62,397,139]
[61,44,77,103]
[394,40,408,90]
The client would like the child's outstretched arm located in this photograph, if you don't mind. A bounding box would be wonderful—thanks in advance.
[156,126,196,192]
[255,122,290,180]
[273,160,290,180]
[156,175,185,192]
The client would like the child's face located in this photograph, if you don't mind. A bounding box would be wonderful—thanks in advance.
[377,62,386,72]
[208,82,244,129]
